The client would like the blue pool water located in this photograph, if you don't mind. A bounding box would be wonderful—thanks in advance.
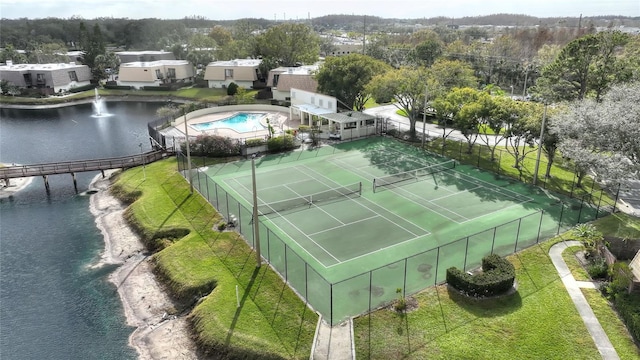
[191,112,266,133]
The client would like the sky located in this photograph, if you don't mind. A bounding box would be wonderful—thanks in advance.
[1,0,638,20]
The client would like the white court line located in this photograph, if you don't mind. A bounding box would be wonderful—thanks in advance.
[307,215,380,237]
[447,170,535,202]
[231,175,342,265]
[299,164,429,236]
[324,234,425,269]
[383,183,470,223]
[430,186,483,202]
[283,184,346,226]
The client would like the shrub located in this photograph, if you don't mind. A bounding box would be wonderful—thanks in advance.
[227,82,238,96]
[103,84,132,90]
[612,292,640,343]
[68,83,97,93]
[586,256,608,279]
[267,134,296,152]
[245,138,266,147]
[182,135,241,157]
[574,223,605,258]
[446,254,515,297]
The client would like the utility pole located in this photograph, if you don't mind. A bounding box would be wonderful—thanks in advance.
[183,110,193,194]
[251,158,261,267]
[532,103,547,185]
[422,84,428,147]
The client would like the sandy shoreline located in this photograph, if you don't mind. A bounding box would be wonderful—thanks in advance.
[88,170,198,360]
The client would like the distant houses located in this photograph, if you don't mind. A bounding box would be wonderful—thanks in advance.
[114,51,176,63]
[0,60,91,94]
[117,60,194,89]
[203,59,262,89]
[266,64,319,101]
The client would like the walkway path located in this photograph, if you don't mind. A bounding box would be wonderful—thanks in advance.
[311,318,354,360]
[549,241,620,360]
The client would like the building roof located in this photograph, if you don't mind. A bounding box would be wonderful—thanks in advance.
[120,60,191,68]
[321,111,374,124]
[206,59,262,67]
[0,62,87,71]
[115,50,174,56]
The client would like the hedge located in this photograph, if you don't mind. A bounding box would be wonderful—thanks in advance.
[613,292,640,343]
[267,134,296,152]
[103,84,132,90]
[68,83,97,93]
[446,254,515,297]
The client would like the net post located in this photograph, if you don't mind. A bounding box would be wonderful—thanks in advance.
[359,181,362,195]
[372,178,376,193]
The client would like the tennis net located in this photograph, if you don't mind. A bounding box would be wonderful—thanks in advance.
[258,182,362,216]
[373,160,456,192]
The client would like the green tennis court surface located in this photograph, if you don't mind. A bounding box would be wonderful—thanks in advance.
[196,137,603,324]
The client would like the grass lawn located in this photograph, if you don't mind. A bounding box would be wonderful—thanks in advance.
[562,244,591,282]
[1,87,243,105]
[112,158,317,359]
[353,232,639,359]
[592,212,640,239]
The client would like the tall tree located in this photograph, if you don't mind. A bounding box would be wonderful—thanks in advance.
[534,31,630,102]
[255,23,320,67]
[315,54,391,111]
[425,59,478,99]
[550,82,640,186]
[366,67,429,137]
[0,44,28,64]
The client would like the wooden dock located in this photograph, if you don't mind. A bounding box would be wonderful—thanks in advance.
[0,151,169,192]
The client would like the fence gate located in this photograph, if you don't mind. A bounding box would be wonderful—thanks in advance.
[376,116,388,135]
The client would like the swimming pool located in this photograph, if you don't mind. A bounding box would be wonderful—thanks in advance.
[191,112,266,133]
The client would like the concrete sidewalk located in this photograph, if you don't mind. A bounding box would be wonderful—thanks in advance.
[549,241,620,360]
[311,318,354,360]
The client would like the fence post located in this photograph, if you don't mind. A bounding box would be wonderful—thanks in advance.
[491,227,497,254]
[463,237,470,271]
[403,259,408,297]
[305,263,308,299]
[330,283,334,326]
[284,245,288,281]
[613,183,621,213]
[536,210,544,243]
[514,218,522,253]
[577,197,585,223]
[558,203,565,234]
[434,247,440,284]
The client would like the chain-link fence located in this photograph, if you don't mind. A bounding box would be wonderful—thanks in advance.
[176,149,615,325]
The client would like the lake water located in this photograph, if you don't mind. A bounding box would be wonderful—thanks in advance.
[0,101,164,360]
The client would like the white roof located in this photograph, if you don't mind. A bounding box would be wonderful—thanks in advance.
[0,63,86,71]
[115,51,173,55]
[271,64,319,75]
[120,60,191,68]
[293,103,335,116]
[207,59,261,67]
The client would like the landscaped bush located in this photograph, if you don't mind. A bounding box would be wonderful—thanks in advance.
[103,84,132,90]
[227,82,238,96]
[68,83,97,93]
[267,134,296,152]
[245,138,266,147]
[612,292,640,343]
[446,254,516,297]
[586,256,609,279]
[182,135,241,157]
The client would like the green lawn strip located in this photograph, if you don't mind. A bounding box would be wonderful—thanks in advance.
[581,288,640,359]
[561,245,591,281]
[112,158,317,359]
[354,240,603,359]
[592,213,640,239]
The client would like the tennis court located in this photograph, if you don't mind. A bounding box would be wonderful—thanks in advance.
[194,137,603,324]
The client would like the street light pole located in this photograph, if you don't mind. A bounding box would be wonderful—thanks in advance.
[184,109,193,194]
[532,103,547,186]
[139,143,146,181]
[421,85,428,147]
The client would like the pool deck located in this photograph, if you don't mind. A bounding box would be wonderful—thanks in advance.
[172,110,300,141]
